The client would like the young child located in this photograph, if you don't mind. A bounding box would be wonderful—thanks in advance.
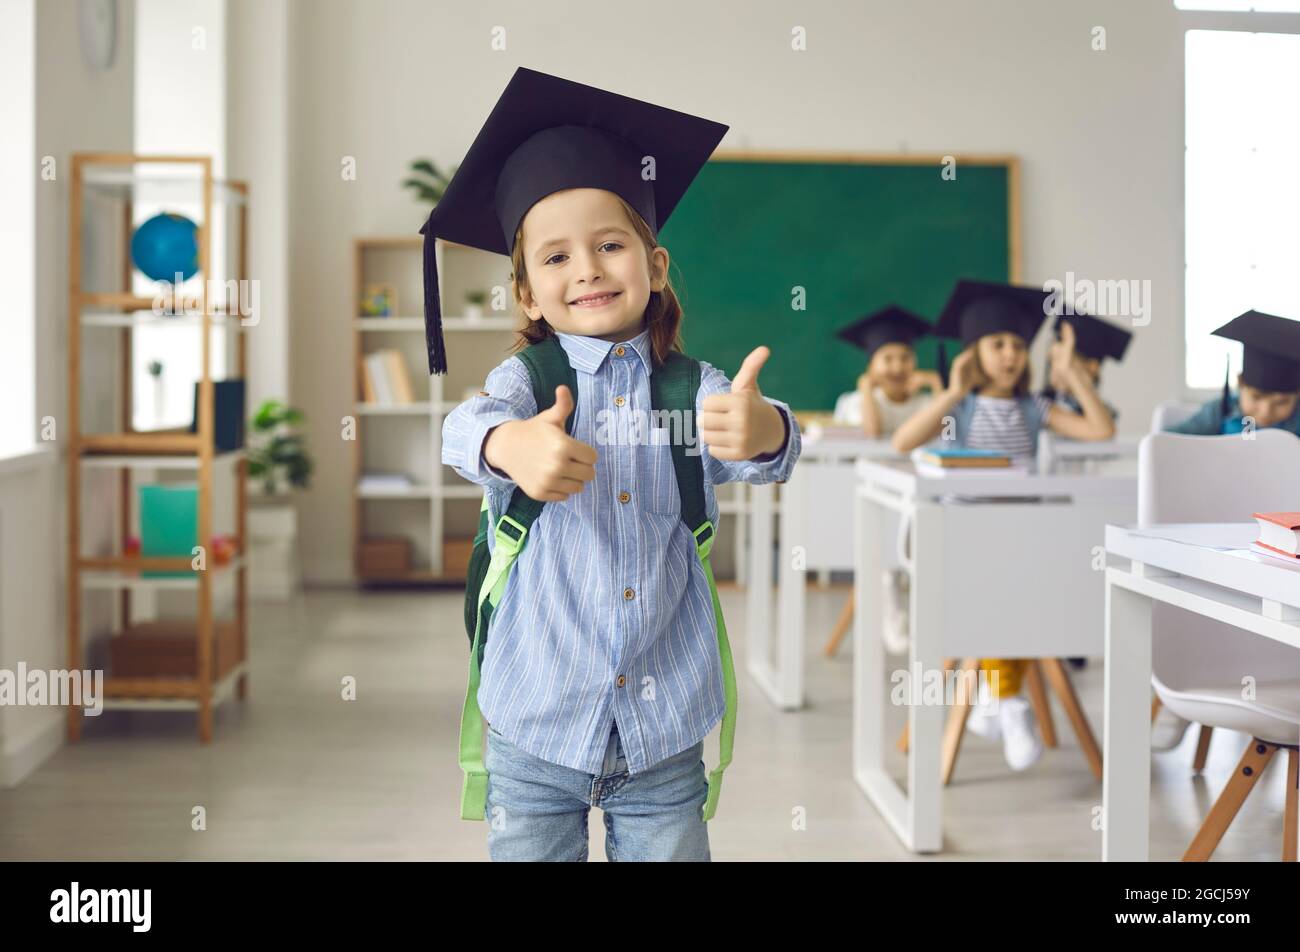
[1042,311,1131,424]
[427,69,802,861]
[891,280,1115,770]
[1166,310,1300,437]
[832,306,942,438]
[1152,309,1300,750]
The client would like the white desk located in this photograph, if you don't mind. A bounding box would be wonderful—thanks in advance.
[854,459,1136,852]
[746,435,898,710]
[1102,523,1300,861]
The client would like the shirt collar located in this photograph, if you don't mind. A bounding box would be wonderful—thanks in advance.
[554,327,654,376]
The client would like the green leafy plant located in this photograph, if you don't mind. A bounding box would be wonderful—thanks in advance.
[247,399,313,495]
[465,289,488,307]
[402,158,457,208]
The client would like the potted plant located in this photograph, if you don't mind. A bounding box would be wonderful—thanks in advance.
[401,158,456,210]
[246,400,314,600]
[464,289,488,321]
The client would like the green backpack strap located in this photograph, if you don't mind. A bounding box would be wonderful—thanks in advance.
[458,336,577,820]
[650,351,736,822]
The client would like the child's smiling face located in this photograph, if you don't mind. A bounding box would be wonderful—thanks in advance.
[516,188,668,343]
[975,332,1029,392]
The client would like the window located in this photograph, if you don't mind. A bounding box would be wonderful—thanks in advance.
[1184,28,1300,388]
[0,0,35,459]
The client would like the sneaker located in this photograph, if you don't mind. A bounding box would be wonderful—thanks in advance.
[880,569,910,655]
[998,696,1043,770]
[1151,705,1191,751]
[966,694,1002,740]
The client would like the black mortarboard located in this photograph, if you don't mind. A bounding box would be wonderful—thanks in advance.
[417,67,728,374]
[1054,312,1133,363]
[1212,310,1300,393]
[835,305,932,357]
[934,280,1053,348]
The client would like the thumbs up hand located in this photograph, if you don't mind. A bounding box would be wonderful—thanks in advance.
[483,385,598,502]
[699,346,788,462]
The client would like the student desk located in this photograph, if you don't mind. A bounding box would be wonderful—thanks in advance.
[1101,523,1300,861]
[853,459,1136,852]
[746,435,899,710]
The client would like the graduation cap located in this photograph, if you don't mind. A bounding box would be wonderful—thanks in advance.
[417,67,729,374]
[1212,309,1300,396]
[835,305,932,357]
[934,280,1054,348]
[1054,312,1133,363]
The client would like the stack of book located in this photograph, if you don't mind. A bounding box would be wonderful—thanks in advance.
[912,447,1029,478]
[361,349,416,405]
[1251,512,1300,564]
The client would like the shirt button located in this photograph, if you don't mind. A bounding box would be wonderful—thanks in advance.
[623,587,635,600]
[617,675,626,687]
[613,345,626,357]
[614,395,625,407]
[618,491,631,504]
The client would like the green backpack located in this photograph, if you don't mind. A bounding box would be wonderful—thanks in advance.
[457,335,737,823]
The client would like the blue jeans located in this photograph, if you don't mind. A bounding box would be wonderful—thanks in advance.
[484,723,711,862]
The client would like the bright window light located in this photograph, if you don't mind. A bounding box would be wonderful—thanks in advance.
[1176,1,1300,11]
[1184,29,1300,388]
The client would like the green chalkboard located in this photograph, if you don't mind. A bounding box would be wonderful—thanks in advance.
[658,155,1017,412]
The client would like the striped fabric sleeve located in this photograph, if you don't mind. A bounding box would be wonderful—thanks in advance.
[440,356,537,492]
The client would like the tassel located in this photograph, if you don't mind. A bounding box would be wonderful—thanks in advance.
[1040,353,1057,400]
[421,216,447,375]
[1220,354,1231,418]
[936,341,948,390]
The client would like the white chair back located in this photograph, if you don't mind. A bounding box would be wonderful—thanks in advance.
[1138,430,1300,694]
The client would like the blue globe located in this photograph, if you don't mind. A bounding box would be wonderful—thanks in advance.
[131,213,199,283]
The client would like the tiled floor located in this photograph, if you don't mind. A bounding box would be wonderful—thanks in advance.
[0,585,1290,861]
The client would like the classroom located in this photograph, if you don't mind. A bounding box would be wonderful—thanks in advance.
[0,0,1297,898]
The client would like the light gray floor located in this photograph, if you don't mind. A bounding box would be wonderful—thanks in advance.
[0,584,1291,861]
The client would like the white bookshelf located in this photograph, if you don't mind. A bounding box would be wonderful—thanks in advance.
[351,236,517,583]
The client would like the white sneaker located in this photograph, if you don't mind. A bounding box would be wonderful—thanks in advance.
[1151,705,1191,751]
[998,696,1043,770]
[966,694,1002,740]
[880,569,910,655]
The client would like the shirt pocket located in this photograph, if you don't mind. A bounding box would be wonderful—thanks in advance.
[639,429,682,517]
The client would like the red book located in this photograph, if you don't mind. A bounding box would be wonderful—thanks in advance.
[1252,511,1300,557]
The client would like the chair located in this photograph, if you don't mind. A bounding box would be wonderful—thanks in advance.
[1149,400,1201,433]
[1140,429,1300,861]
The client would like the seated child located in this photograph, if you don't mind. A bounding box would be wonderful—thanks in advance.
[892,280,1115,770]
[1042,311,1132,425]
[832,305,942,438]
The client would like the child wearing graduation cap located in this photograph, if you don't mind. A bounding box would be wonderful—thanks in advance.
[891,280,1115,770]
[1041,311,1132,424]
[1165,310,1300,438]
[832,305,943,438]
[431,69,801,861]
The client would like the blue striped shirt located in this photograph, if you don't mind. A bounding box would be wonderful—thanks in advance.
[441,328,801,776]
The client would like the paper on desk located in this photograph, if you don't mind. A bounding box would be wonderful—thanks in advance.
[1125,523,1256,551]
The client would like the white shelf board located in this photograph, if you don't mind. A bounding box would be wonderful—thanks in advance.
[355,403,432,415]
[82,311,248,329]
[101,663,248,712]
[80,450,246,470]
[356,485,434,499]
[80,555,245,591]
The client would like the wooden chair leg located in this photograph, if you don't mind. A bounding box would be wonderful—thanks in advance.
[1192,725,1214,774]
[1284,749,1298,863]
[1150,693,1162,725]
[1041,658,1103,781]
[1024,660,1058,748]
[823,590,855,657]
[897,658,957,754]
[940,658,981,786]
[1184,739,1277,862]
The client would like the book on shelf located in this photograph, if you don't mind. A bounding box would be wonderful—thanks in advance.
[358,472,415,493]
[916,447,1013,468]
[360,349,415,405]
[1252,511,1300,560]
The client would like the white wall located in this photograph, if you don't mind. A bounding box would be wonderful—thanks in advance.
[285,0,1186,583]
[1,0,136,786]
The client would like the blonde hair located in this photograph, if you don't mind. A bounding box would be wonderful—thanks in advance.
[508,195,685,367]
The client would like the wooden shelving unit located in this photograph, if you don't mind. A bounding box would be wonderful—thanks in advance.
[66,154,250,742]
[350,236,516,585]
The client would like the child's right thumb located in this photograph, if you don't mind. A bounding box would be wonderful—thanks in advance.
[540,385,573,425]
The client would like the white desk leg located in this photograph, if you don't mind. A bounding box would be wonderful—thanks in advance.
[907,501,944,853]
[1102,576,1152,861]
[746,482,778,705]
[776,466,807,709]
[853,486,885,781]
